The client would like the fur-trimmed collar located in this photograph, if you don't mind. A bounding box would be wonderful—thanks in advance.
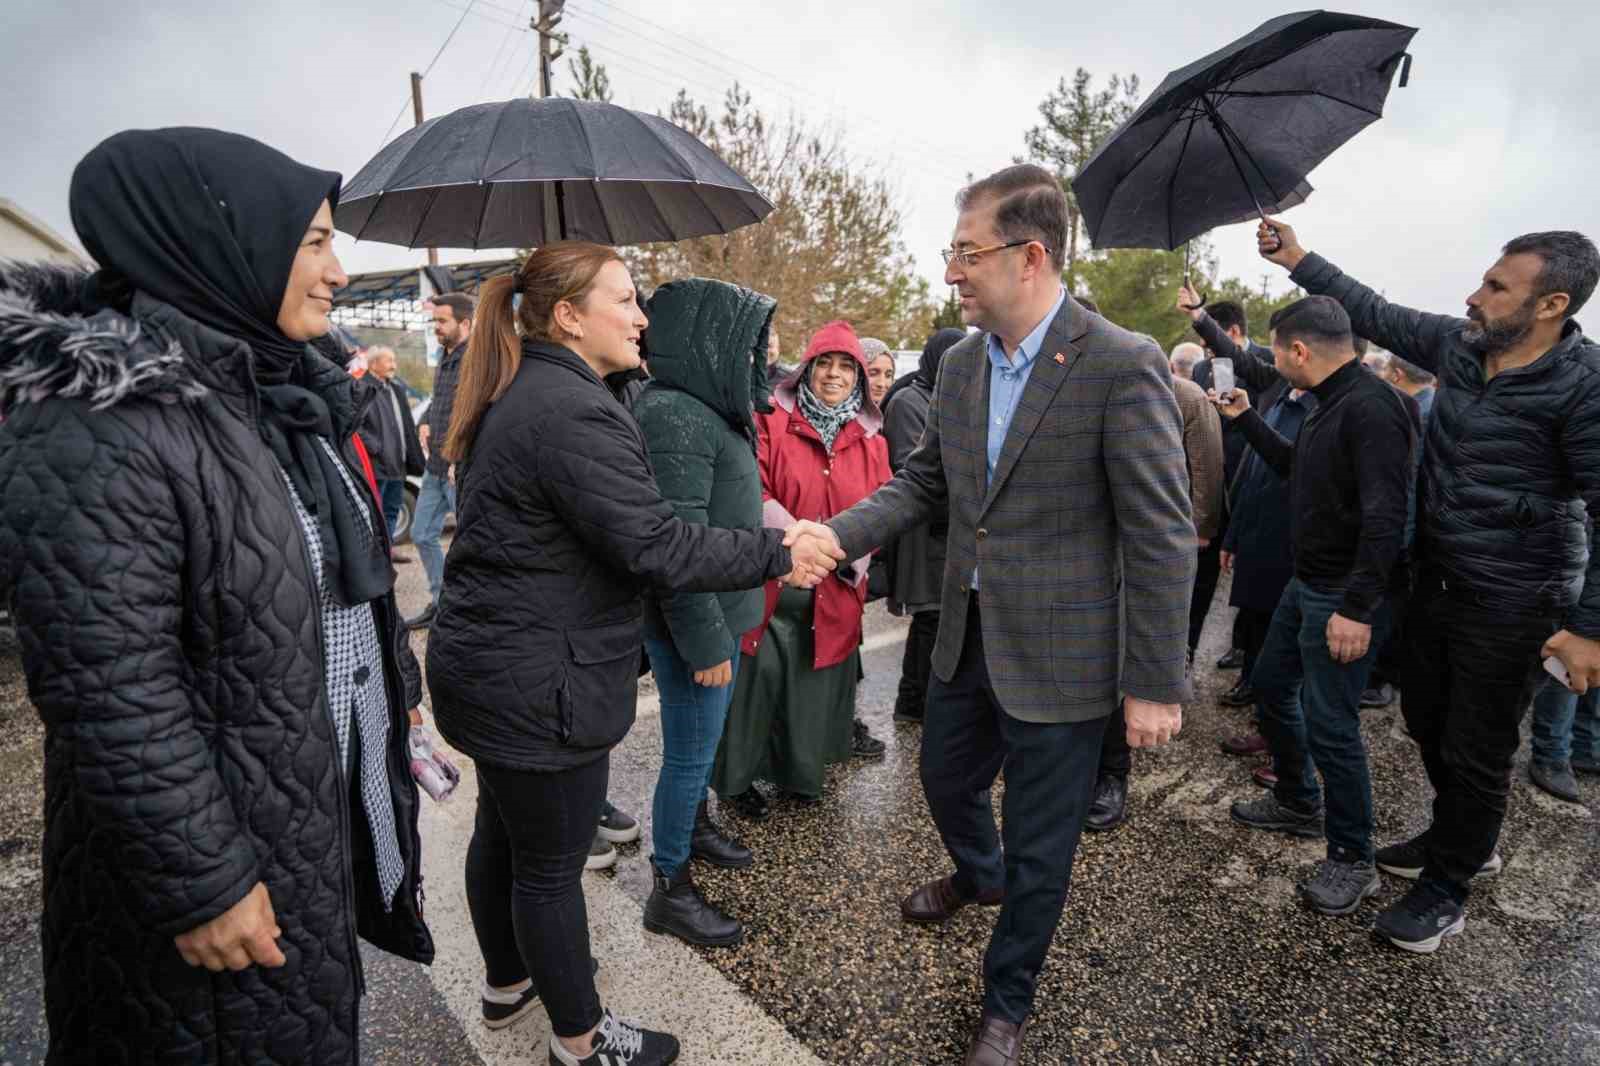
[0,261,209,411]
[0,262,361,428]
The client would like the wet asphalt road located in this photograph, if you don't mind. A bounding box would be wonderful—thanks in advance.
[3,561,1599,1064]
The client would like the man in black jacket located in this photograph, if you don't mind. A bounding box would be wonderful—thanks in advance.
[1254,219,1600,953]
[408,292,473,629]
[1212,296,1415,920]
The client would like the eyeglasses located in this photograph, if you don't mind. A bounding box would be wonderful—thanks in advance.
[939,239,1050,268]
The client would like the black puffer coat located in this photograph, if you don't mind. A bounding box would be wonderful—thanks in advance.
[1293,252,1600,629]
[0,263,433,1066]
[426,339,792,773]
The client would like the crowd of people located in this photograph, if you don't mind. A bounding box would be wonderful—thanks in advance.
[3,124,1599,1066]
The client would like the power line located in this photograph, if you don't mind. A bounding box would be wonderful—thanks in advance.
[477,0,533,99]
[563,4,977,181]
[375,0,483,155]
[567,27,973,193]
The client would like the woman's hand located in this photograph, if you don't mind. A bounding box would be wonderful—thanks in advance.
[174,882,286,972]
[693,660,734,688]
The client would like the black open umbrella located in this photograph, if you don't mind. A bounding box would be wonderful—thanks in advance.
[1073,10,1417,253]
[335,97,774,249]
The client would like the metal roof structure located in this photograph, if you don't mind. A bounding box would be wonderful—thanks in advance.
[330,255,520,329]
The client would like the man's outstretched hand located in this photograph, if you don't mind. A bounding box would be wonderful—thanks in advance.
[1176,282,1206,320]
[1207,386,1251,420]
[1126,697,1183,748]
[783,520,846,589]
[1257,217,1307,272]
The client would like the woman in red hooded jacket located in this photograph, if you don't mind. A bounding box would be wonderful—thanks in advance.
[711,321,892,818]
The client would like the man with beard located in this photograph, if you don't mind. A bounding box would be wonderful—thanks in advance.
[408,292,473,629]
[1257,219,1600,954]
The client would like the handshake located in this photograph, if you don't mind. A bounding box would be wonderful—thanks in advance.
[780,520,848,589]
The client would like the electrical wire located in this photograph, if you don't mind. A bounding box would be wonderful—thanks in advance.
[375,0,484,155]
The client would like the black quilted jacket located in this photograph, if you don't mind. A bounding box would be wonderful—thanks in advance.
[1293,252,1600,630]
[426,340,792,773]
[0,264,434,1066]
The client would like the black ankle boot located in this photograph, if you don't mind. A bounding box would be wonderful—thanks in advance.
[642,863,743,947]
[690,800,753,868]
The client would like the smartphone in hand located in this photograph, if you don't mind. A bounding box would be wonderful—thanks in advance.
[1545,655,1575,691]
[1211,357,1236,398]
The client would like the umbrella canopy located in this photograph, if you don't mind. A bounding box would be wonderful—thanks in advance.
[1074,10,1417,251]
[335,97,774,249]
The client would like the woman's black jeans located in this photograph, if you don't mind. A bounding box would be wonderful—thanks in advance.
[465,754,609,1038]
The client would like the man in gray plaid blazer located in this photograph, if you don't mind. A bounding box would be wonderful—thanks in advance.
[787,165,1195,1066]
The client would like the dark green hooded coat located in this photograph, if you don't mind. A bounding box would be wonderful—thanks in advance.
[636,278,777,670]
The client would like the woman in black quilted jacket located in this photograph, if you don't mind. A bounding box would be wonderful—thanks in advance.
[0,129,433,1065]
[426,243,839,1066]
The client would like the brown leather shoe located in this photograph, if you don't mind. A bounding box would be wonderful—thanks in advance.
[964,1014,1027,1066]
[899,875,1003,924]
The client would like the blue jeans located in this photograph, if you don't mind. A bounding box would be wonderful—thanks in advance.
[645,634,741,879]
[1251,578,1391,863]
[1531,675,1600,765]
[376,478,406,540]
[413,472,456,604]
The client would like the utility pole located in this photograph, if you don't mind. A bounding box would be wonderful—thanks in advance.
[532,0,568,244]
[533,0,566,99]
[409,71,439,266]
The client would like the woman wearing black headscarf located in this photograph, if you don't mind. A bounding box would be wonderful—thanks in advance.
[0,128,432,1065]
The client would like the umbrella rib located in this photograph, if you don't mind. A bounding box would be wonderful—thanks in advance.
[407,188,443,250]
[476,97,516,183]
[1165,115,1201,252]
[470,182,495,250]
[354,189,385,243]
[1213,88,1383,119]
[1204,100,1287,208]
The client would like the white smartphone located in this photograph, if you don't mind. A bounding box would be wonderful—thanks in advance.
[1544,655,1574,690]
[1211,357,1236,397]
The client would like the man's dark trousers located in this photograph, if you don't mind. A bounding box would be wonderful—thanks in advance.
[1190,536,1223,653]
[1401,574,1555,898]
[921,600,1107,1024]
[1252,578,1391,862]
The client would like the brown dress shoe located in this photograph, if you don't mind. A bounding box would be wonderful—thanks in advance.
[900,874,1003,924]
[965,1014,1027,1066]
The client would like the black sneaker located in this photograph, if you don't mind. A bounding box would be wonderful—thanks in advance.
[1218,680,1256,708]
[1375,882,1466,955]
[1359,683,1395,709]
[850,719,887,759]
[548,1009,680,1065]
[1574,753,1600,774]
[1375,833,1503,880]
[598,801,641,843]
[483,958,599,1030]
[1299,858,1379,916]
[1230,794,1323,838]
[1216,647,1246,670]
[585,835,617,872]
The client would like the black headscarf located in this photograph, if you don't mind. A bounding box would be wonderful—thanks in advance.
[69,127,389,607]
[882,327,965,414]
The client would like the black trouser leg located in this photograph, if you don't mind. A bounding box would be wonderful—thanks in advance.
[895,610,940,719]
[466,755,609,1038]
[1190,539,1223,653]
[1400,581,1554,899]
[1098,700,1130,779]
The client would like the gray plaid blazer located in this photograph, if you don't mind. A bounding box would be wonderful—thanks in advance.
[828,296,1195,722]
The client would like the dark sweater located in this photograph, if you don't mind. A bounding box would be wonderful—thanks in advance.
[1234,358,1414,623]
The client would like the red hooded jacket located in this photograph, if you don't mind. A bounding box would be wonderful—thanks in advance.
[742,321,892,669]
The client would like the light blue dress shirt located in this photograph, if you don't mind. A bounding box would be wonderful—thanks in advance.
[974,287,1066,589]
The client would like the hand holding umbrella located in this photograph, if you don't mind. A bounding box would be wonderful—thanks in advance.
[1257,216,1308,271]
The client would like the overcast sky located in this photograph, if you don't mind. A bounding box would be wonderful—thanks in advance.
[5,0,1597,324]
